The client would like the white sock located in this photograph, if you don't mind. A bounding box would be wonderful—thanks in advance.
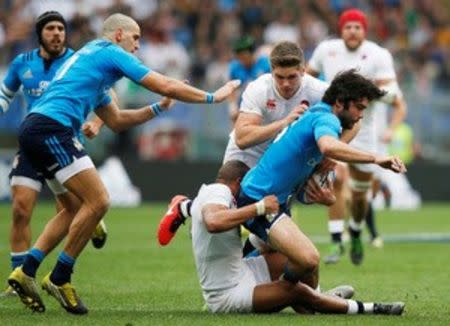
[346,300,374,314]
[348,218,363,231]
[180,200,192,219]
[347,300,359,314]
[328,220,345,233]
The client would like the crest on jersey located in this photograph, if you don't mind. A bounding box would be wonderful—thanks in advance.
[266,99,277,110]
[361,54,367,60]
[72,137,84,151]
[328,51,336,57]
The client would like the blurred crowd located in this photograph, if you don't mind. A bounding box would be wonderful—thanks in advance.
[0,0,449,161]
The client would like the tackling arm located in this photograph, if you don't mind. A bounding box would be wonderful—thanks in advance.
[202,195,279,233]
[235,105,305,149]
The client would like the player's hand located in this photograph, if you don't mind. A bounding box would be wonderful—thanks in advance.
[375,155,407,173]
[305,177,336,206]
[284,106,305,126]
[213,80,241,103]
[159,96,176,111]
[316,158,337,174]
[82,121,101,139]
[263,195,279,215]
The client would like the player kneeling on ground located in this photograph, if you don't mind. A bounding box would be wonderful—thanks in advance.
[190,160,405,315]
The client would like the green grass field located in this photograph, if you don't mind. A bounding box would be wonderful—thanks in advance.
[1,202,449,325]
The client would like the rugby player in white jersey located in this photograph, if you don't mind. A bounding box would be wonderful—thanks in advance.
[158,41,336,246]
[190,160,404,315]
[306,8,407,265]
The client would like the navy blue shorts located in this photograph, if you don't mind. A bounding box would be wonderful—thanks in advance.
[9,150,45,191]
[237,191,291,242]
[18,114,88,180]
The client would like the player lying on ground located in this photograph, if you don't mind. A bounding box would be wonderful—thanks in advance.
[191,160,404,315]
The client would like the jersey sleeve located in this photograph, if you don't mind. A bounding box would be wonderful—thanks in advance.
[229,61,238,80]
[107,46,151,83]
[259,56,271,73]
[373,48,396,80]
[313,113,341,141]
[94,90,112,109]
[239,79,265,116]
[3,55,23,92]
[202,184,234,208]
[308,42,327,74]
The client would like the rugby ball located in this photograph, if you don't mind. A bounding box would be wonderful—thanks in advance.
[296,170,336,204]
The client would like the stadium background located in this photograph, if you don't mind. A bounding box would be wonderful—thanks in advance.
[0,0,449,201]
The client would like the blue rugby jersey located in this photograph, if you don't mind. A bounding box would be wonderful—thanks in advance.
[241,102,342,204]
[31,39,151,132]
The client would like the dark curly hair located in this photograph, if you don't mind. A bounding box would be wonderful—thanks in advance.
[322,69,386,108]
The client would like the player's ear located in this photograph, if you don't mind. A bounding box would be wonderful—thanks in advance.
[116,28,123,42]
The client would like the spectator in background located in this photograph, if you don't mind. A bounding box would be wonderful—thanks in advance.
[228,36,271,123]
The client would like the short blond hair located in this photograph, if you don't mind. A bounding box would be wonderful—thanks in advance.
[102,13,138,37]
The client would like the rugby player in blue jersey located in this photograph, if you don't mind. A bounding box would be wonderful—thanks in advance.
[228,36,271,123]
[7,13,240,315]
[238,69,406,291]
[0,11,106,298]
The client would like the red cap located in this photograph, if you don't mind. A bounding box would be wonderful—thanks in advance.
[338,9,368,32]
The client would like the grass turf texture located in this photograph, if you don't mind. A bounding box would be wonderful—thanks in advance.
[0,202,449,325]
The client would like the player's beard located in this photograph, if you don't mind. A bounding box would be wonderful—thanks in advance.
[338,110,357,130]
[41,39,64,57]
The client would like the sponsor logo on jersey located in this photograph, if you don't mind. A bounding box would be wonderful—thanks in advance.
[22,69,33,79]
[266,99,276,110]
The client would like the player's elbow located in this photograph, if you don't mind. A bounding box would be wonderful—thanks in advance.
[107,120,124,133]
[204,218,224,233]
[235,133,252,149]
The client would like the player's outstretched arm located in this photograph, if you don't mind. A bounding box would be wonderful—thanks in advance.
[140,71,240,104]
[202,195,279,233]
[94,95,175,132]
[317,136,407,173]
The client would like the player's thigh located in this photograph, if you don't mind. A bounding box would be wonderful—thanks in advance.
[11,185,39,220]
[268,216,319,266]
[63,168,109,208]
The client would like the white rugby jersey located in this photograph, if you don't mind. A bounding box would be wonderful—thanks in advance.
[191,183,244,293]
[309,39,397,152]
[223,73,328,167]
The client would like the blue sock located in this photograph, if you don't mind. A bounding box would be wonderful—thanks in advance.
[50,252,76,286]
[22,248,45,277]
[11,251,28,270]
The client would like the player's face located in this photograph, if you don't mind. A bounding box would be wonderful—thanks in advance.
[341,21,365,51]
[41,21,66,56]
[338,98,368,129]
[272,66,303,99]
[236,51,253,68]
[118,24,141,54]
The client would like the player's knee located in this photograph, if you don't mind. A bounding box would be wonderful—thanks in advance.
[93,191,110,216]
[302,248,320,272]
[12,196,33,224]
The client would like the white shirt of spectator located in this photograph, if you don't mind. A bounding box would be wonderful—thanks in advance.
[223,73,328,168]
[308,39,397,153]
[191,183,243,294]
